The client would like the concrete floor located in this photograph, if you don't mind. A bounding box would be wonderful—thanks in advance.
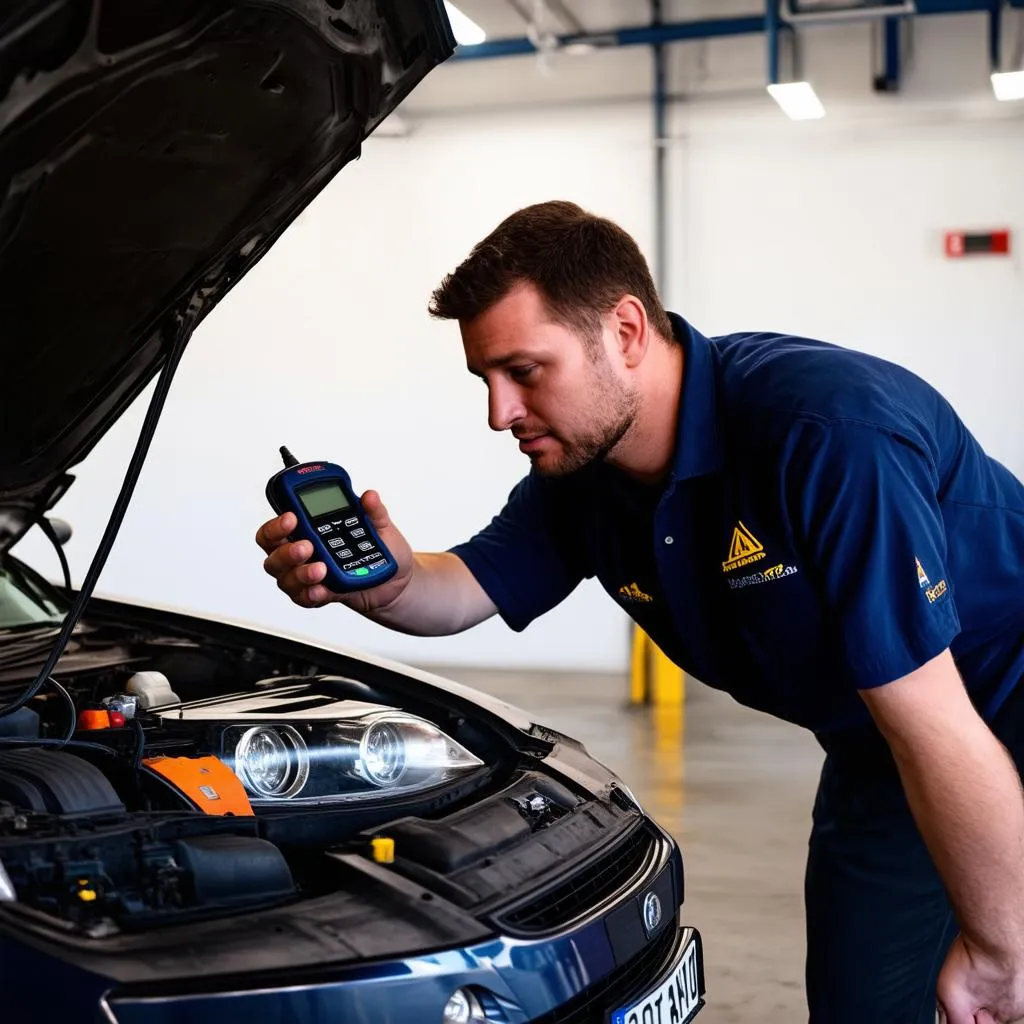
[421,664,826,1024]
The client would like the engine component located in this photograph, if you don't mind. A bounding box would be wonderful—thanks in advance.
[0,706,39,739]
[173,835,294,907]
[144,755,253,817]
[103,693,138,720]
[126,671,179,709]
[77,706,111,731]
[0,819,296,929]
[0,749,123,816]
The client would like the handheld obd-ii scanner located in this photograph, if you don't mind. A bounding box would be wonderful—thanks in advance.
[267,447,398,593]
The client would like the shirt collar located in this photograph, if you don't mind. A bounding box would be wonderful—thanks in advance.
[668,312,724,482]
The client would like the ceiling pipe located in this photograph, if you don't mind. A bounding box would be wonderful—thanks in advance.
[651,0,667,295]
[875,11,903,90]
[989,0,1003,72]
[768,0,782,83]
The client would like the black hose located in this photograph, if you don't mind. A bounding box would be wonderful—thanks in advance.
[0,313,195,721]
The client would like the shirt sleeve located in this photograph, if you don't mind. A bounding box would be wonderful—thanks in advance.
[783,418,961,690]
[448,472,590,632]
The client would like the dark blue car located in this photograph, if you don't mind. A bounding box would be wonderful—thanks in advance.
[0,2,704,1021]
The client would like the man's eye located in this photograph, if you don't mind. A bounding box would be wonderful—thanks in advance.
[509,365,537,382]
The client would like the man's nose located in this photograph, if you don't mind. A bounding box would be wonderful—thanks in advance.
[488,381,526,432]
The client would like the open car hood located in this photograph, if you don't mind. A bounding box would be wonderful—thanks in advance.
[0,0,454,551]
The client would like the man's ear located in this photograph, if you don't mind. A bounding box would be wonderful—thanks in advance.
[613,295,649,368]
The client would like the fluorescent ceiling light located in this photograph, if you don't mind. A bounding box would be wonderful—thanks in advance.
[991,71,1024,102]
[444,2,486,46]
[767,81,826,120]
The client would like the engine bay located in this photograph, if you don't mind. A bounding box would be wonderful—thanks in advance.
[0,591,549,941]
[0,564,642,970]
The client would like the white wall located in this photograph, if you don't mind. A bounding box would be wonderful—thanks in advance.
[14,10,1023,673]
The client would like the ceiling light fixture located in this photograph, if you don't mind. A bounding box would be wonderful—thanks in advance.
[767,81,827,120]
[991,70,1024,101]
[444,2,486,47]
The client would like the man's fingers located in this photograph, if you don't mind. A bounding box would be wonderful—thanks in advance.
[255,512,297,553]
[263,539,314,578]
[296,561,327,586]
[303,582,333,605]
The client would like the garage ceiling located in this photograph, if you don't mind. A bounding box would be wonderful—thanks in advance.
[398,0,1023,115]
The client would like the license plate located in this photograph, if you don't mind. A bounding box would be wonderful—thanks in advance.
[610,928,704,1024]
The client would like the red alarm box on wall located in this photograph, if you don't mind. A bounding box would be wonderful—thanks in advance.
[944,229,1011,257]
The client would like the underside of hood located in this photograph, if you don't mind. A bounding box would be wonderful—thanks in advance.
[0,0,453,551]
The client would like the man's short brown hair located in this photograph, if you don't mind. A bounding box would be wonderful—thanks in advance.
[428,200,675,344]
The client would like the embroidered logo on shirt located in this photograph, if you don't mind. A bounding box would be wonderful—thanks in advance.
[618,582,654,604]
[915,556,930,588]
[916,555,948,603]
[722,521,766,573]
[727,563,799,590]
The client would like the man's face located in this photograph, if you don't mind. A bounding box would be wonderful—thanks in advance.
[461,283,639,476]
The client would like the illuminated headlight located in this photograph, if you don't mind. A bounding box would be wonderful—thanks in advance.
[359,719,407,786]
[223,712,483,805]
[443,989,487,1024]
[234,725,310,799]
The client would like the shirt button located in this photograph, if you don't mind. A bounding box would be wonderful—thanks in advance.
[664,536,674,545]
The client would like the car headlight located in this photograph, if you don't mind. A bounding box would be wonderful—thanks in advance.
[222,712,482,805]
[358,719,407,787]
[234,725,310,799]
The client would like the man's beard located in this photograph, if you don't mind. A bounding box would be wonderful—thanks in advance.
[534,371,640,477]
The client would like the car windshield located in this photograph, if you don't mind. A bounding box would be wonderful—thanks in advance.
[0,566,64,630]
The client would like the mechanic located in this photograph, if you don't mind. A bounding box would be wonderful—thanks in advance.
[256,200,1024,1024]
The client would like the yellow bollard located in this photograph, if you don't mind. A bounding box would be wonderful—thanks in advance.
[629,626,685,707]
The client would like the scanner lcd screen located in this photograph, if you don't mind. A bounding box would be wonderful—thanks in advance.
[298,482,352,518]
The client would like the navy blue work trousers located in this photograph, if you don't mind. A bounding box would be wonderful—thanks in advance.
[805,681,1024,1022]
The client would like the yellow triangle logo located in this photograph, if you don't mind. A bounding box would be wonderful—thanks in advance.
[722,521,766,572]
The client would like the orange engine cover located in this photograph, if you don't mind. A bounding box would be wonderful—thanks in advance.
[144,755,254,816]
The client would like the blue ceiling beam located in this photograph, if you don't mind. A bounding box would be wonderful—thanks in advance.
[451,15,768,61]
[452,2,1020,64]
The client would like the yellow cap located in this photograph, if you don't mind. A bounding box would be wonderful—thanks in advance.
[77,889,98,902]
[371,837,395,864]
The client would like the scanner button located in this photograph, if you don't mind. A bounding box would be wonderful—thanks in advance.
[327,537,346,549]
[350,527,366,539]
[316,524,332,535]
[357,540,374,552]
[344,517,359,528]
[352,568,370,577]
[335,548,353,559]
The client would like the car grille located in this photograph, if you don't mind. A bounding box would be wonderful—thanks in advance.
[498,822,657,934]
[530,922,679,1024]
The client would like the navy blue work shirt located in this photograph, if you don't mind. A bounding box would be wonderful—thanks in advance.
[450,313,1024,735]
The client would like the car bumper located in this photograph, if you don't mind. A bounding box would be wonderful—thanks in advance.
[96,842,704,1024]
[100,928,703,1024]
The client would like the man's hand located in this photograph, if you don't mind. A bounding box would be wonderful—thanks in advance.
[860,650,1024,1024]
[255,490,497,636]
[255,490,415,615]
[938,935,1024,1024]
